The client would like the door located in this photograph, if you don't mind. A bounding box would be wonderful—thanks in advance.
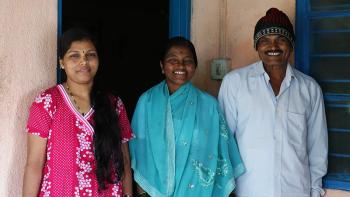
[59,0,169,118]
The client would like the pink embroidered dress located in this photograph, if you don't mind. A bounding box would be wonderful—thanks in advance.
[26,84,134,197]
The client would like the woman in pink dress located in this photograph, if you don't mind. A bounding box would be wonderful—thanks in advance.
[23,28,134,197]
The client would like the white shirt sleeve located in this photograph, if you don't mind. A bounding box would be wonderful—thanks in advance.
[307,83,328,197]
[218,73,239,134]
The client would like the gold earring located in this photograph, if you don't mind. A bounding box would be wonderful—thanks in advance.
[60,65,64,69]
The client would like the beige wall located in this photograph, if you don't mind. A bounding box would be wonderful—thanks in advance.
[325,190,350,197]
[0,0,57,195]
[191,0,350,196]
[191,0,295,96]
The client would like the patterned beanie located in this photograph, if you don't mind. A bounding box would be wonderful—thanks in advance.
[254,7,295,49]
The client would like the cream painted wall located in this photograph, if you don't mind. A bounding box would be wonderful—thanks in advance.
[191,0,295,96]
[0,0,57,195]
[191,0,350,196]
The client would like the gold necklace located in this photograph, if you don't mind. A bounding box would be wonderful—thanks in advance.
[65,84,85,116]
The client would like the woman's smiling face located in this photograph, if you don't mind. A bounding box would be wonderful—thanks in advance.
[60,39,99,85]
[161,46,196,93]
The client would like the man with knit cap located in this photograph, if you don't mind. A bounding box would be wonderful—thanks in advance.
[219,8,328,197]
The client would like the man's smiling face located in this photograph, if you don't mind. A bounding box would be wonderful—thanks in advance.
[257,34,292,68]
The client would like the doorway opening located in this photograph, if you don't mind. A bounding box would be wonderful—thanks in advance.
[61,1,169,118]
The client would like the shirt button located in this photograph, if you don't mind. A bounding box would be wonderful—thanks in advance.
[188,184,195,189]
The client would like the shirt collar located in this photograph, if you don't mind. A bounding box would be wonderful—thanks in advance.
[285,63,296,85]
[248,61,265,78]
[249,60,295,81]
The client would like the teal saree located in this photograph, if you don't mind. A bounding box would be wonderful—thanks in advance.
[129,81,245,197]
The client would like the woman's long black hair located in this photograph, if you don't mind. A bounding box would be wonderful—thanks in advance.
[58,27,124,191]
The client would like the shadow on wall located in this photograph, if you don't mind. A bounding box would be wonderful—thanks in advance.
[8,88,40,196]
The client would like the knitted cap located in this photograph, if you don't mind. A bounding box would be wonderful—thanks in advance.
[254,8,295,49]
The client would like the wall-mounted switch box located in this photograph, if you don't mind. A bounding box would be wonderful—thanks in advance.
[211,58,231,80]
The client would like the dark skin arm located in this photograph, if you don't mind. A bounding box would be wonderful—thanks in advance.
[122,143,133,196]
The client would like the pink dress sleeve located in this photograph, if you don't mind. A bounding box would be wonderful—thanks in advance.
[26,91,55,138]
[116,97,134,143]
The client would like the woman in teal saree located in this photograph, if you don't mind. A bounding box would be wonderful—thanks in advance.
[129,36,245,197]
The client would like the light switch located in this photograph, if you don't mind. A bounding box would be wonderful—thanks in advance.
[211,58,231,80]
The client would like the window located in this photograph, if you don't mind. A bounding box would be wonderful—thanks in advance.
[296,0,350,191]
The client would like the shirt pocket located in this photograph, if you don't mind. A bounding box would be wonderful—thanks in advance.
[287,111,307,149]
